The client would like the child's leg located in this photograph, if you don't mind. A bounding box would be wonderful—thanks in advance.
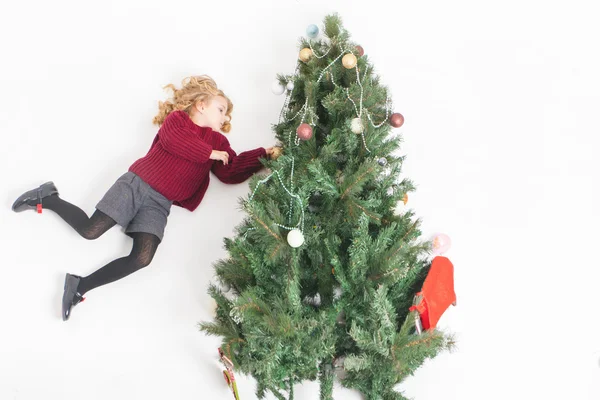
[42,195,117,239]
[76,232,160,295]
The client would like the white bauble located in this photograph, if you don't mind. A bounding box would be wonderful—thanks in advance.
[351,118,364,134]
[287,229,305,248]
[394,200,406,215]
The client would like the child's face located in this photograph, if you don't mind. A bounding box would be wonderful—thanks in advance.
[197,96,229,132]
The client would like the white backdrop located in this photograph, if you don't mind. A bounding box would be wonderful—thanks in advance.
[1,1,599,399]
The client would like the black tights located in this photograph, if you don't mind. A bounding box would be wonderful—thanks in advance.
[43,195,160,295]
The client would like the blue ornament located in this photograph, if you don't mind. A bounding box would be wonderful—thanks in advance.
[306,24,319,39]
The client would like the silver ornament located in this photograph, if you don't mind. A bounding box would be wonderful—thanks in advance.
[378,157,388,166]
[306,24,319,39]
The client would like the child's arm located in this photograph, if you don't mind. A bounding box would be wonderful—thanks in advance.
[211,136,267,184]
[159,111,213,163]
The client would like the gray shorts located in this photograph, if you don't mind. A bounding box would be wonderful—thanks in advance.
[96,172,172,242]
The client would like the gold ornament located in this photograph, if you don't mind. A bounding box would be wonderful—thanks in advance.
[299,48,313,62]
[342,53,357,69]
[270,146,282,160]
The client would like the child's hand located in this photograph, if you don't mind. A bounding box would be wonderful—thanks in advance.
[210,150,229,165]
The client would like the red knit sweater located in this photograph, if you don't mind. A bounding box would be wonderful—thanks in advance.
[128,110,267,211]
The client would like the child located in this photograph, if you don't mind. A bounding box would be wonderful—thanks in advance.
[11,75,275,321]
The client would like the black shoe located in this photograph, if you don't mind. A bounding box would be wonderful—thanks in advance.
[11,181,59,213]
[62,273,85,321]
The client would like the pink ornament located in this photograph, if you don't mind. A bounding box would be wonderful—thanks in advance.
[296,123,313,140]
[390,113,404,128]
[431,233,451,255]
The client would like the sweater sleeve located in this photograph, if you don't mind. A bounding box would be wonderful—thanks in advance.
[158,111,213,163]
[211,137,267,184]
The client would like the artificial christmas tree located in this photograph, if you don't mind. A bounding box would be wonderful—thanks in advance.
[200,13,455,400]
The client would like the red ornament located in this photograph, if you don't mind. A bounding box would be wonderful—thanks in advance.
[296,123,313,140]
[355,45,364,57]
[409,256,456,330]
[390,113,404,128]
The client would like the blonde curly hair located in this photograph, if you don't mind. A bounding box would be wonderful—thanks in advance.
[153,75,233,133]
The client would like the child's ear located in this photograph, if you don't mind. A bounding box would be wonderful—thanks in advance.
[194,100,205,113]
